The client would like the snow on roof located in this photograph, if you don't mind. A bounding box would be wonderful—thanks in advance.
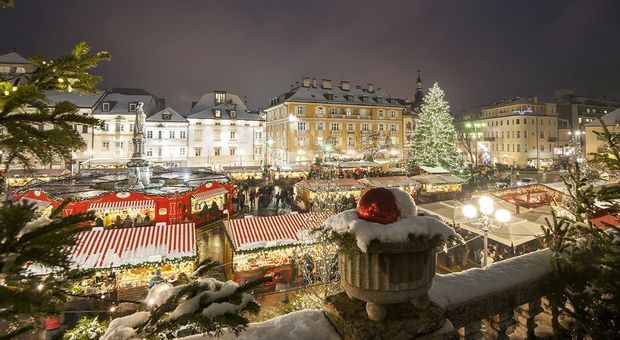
[411,174,466,184]
[93,90,158,115]
[0,51,30,64]
[585,107,620,126]
[146,107,188,123]
[295,178,366,191]
[429,248,552,308]
[357,176,419,188]
[44,90,106,108]
[419,166,450,174]
[338,160,381,168]
[274,82,404,109]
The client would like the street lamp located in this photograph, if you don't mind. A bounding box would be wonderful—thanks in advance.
[462,196,511,267]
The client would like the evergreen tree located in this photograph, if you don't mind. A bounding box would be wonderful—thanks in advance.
[408,83,461,171]
[542,118,620,338]
[0,42,109,339]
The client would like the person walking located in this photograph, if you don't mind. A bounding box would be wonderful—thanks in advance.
[103,213,112,228]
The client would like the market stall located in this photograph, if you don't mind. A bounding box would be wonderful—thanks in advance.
[222,166,264,181]
[269,164,309,182]
[294,178,365,210]
[4,169,71,188]
[224,212,330,287]
[190,182,232,224]
[17,197,54,217]
[411,174,466,203]
[13,189,61,216]
[70,223,196,296]
[358,176,419,196]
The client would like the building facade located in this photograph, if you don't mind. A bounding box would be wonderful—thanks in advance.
[585,108,620,158]
[186,91,264,169]
[265,78,406,165]
[145,107,190,167]
[0,51,36,85]
[460,96,560,169]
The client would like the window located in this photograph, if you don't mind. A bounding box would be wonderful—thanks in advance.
[346,108,352,115]
[331,123,340,130]
[129,123,134,132]
[362,123,369,131]
[158,131,162,139]
[298,122,307,130]
[316,106,324,115]
[390,124,397,132]
[540,145,545,152]
[348,123,354,131]
[378,109,385,117]
[230,131,236,139]
[146,148,153,156]
[214,147,221,156]
[517,131,521,138]
[169,131,175,139]
[348,136,355,146]
[506,119,510,126]
[230,148,236,156]
[230,110,237,118]
[195,148,202,157]
[102,102,110,111]
[379,124,384,131]
[147,130,153,138]
[389,110,397,118]
[317,122,324,131]
[296,105,304,114]
[516,119,520,124]
[158,147,162,156]
[329,107,338,115]
[82,125,88,133]
[214,110,221,118]
[255,131,262,139]
[102,141,110,150]
[180,131,186,139]
[129,103,137,112]
[180,147,186,156]
[540,131,545,138]
[359,109,369,116]
[214,130,221,140]
[215,92,226,103]
[195,130,202,140]
[255,147,262,155]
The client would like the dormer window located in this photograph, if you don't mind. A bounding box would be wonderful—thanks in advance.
[102,102,110,111]
[361,96,369,103]
[129,103,137,112]
[325,93,334,100]
[376,97,383,104]
[215,91,226,104]
[230,110,237,118]
[346,95,353,102]
[214,109,221,118]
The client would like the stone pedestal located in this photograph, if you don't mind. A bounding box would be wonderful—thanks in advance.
[324,292,455,340]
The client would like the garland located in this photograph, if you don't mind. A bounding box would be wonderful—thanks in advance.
[318,228,447,255]
[99,255,197,272]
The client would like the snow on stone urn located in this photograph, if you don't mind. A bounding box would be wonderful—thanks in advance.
[323,187,459,322]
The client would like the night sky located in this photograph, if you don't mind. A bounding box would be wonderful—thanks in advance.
[2,0,619,113]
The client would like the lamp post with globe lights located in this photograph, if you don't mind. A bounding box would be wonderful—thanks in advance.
[462,196,512,267]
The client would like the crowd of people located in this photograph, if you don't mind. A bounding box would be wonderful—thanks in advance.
[232,182,296,215]
[94,211,152,229]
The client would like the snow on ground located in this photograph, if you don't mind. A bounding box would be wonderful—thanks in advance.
[324,209,459,252]
[429,248,552,308]
[180,309,341,340]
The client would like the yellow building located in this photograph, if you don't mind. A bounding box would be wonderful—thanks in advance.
[584,108,620,158]
[265,78,407,165]
[461,96,560,169]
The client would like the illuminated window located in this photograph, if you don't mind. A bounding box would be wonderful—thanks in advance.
[129,103,137,112]
[214,147,221,156]
[102,102,110,111]
[214,110,221,118]
[215,92,226,103]
[230,148,236,156]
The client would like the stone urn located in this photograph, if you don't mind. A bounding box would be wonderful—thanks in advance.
[339,237,436,321]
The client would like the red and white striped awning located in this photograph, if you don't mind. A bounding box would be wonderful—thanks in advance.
[225,212,331,252]
[192,187,228,201]
[70,223,196,268]
[88,199,155,211]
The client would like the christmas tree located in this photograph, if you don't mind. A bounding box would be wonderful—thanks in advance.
[0,42,109,338]
[408,82,461,171]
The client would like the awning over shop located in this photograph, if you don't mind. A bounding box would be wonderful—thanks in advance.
[358,176,419,188]
[338,161,381,168]
[225,212,331,252]
[418,166,450,174]
[71,223,196,268]
[192,187,228,201]
[18,197,52,211]
[88,199,155,211]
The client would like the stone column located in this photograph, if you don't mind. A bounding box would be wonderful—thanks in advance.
[483,311,515,340]
[515,298,542,340]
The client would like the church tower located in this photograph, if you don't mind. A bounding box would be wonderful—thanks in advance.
[412,70,424,113]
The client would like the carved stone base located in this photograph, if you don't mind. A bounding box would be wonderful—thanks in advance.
[324,292,455,340]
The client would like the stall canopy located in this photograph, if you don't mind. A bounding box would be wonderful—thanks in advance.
[418,166,450,174]
[411,174,467,184]
[88,199,155,211]
[296,178,365,192]
[338,161,381,168]
[71,223,196,268]
[192,187,228,201]
[358,176,419,188]
[225,212,331,252]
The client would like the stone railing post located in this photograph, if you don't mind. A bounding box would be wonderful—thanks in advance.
[514,298,543,339]
[458,321,482,340]
[483,311,515,340]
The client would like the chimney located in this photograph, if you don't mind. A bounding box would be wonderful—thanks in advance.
[302,77,311,87]
[367,83,374,93]
[243,96,247,104]
[312,78,317,88]
[340,81,350,91]
[322,79,332,89]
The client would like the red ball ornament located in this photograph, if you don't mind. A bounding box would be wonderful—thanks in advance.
[356,187,401,224]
